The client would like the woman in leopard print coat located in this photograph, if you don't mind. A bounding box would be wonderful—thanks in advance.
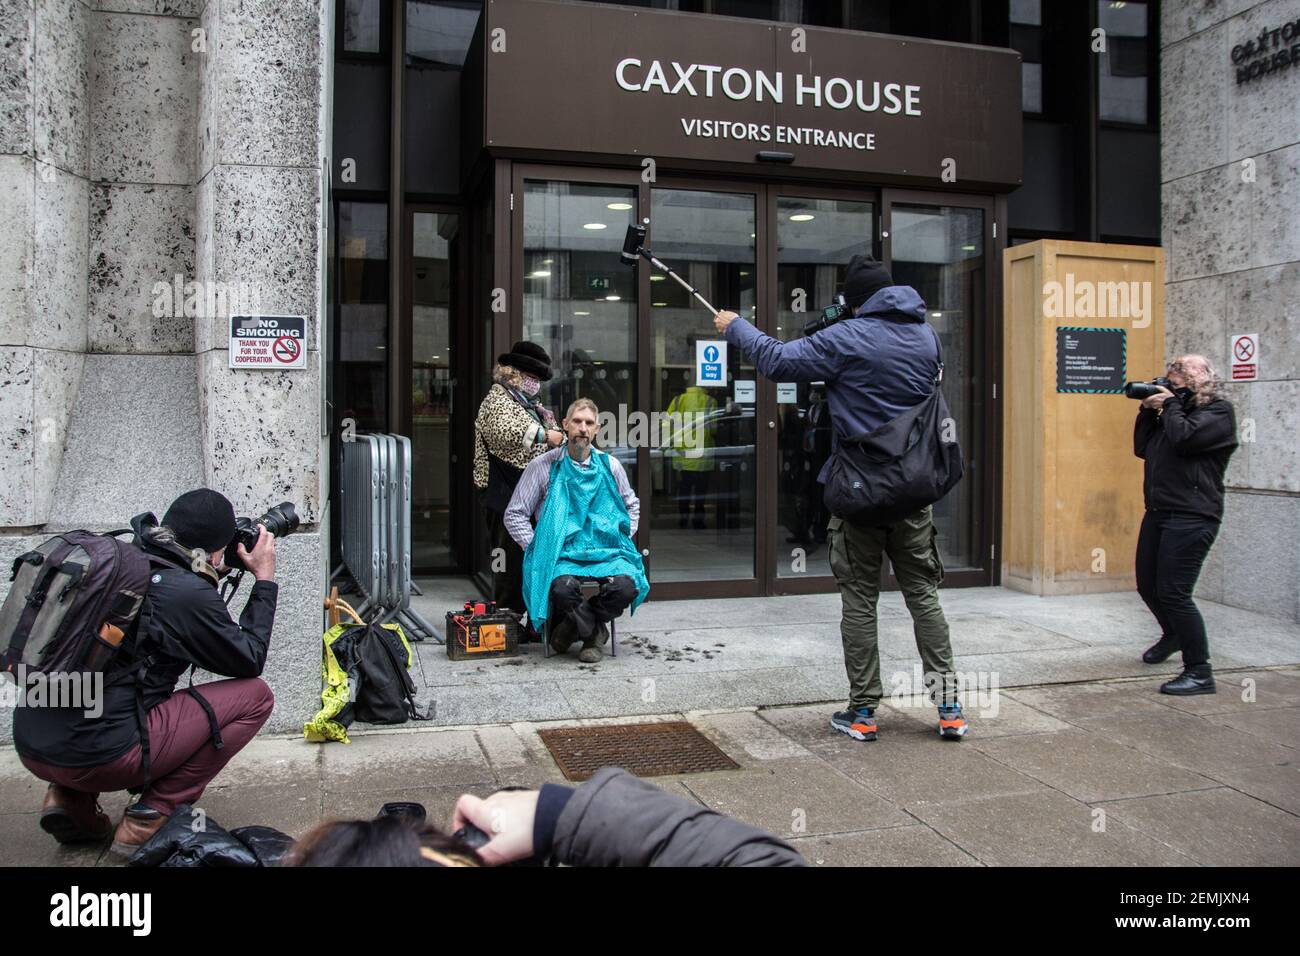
[474,341,563,622]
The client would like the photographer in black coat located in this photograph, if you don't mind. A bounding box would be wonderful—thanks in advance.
[1133,355,1238,695]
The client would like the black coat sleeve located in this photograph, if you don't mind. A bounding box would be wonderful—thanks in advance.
[1133,407,1159,458]
[150,577,277,678]
[550,767,806,867]
[1159,399,1238,456]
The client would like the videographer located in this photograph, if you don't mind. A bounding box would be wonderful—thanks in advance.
[13,488,278,857]
[1133,355,1238,695]
[714,254,966,742]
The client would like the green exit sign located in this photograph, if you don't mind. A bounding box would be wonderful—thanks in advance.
[587,276,611,292]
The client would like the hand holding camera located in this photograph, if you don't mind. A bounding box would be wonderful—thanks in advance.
[236,524,277,582]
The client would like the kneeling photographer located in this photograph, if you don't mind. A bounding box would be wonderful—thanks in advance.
[13,489,290,856]
[1130,356,1238,695]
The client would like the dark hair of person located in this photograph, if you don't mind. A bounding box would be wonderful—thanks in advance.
[283,815,482,867]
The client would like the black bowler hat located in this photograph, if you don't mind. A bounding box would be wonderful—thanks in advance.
[843,253,894,311]
[162,488,237,552]
[498,341,553,381]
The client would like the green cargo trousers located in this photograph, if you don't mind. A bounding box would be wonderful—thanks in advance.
[827,505,957,710]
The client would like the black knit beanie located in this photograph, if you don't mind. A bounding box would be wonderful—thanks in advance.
[162,489,238,552]
[843,254,894,311]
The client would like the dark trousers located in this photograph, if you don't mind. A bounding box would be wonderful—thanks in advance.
[20,678,274,816]
[676,470,710,526]
[548,575,637,641]
[1135,510,1219,667]
[485,506,526,615]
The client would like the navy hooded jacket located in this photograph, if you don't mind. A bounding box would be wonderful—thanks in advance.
[723,285,940,483]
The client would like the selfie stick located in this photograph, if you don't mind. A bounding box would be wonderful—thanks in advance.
[621,219,718,315]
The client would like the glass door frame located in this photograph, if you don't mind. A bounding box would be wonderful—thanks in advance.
[760,182,882,596]
[880,187,1001,589]
[504,165,1003,596]
[403,201,470,573]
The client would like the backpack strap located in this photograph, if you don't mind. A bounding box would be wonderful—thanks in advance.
[185,665,225,751]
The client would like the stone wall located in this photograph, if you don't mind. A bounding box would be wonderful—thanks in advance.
[0,0,330,741]
[1162,0,1300,622]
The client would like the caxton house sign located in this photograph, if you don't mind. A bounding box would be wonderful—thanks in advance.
[1232,17,1300,84]
[476,0,1023,188]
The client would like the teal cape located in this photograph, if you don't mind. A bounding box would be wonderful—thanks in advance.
[522,449,649,629]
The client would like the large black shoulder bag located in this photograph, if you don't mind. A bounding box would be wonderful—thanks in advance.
[823,325,964,528]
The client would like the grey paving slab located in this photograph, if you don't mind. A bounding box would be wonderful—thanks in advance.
[319,729,495,793]
[206,734,320,789]
[419,680,578,726]
[690,710,816,766]
[756,700,922,754]
[0,811,108,867]
[828,734,1050,809]
[1152,669,1300,715]
[973,730,1216,803]
[1216,762,1300,816]
[192,780,322,839]
[909,790,1196,867]
[1096,788,1300,866]
[885,689,1074,738]
[680,757,911,839]
[555,666,834,719]
[1209,706,1300,749]
[1006,680,1186,724]
[943,611,1089,655]
[791,825,981,867]
[1098,713,1300,781]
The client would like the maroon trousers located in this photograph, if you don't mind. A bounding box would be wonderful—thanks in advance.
[21,677,274,816]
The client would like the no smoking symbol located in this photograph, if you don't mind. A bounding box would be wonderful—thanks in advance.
[1234,338,1254,361]
[273,336,301,363]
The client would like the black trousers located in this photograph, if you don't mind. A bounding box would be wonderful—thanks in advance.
[1135,510,1219,667]
[548,575,637,641]
[484,506,526,615]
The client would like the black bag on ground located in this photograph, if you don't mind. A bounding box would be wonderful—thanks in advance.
[823,325,964,527]
[333,622,430,726]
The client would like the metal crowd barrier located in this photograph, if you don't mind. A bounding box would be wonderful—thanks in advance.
[334,433,441,642]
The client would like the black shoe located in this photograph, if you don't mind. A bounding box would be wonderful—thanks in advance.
[1160,665,1216,696]
[548,617,576,654]
[1142,633,1180,664]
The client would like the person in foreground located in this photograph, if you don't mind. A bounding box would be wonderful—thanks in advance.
[285,767,805,867]
[1133,354,1238,695]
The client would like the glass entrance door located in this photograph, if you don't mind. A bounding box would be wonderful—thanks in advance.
[769,193,877,588]
[646,186,758,586]
[883,194,992,578]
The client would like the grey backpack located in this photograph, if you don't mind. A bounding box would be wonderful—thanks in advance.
[1,530,152,680]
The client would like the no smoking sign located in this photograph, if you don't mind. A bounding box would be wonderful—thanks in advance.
[1229,332,1259,381]
[230,315,307,369]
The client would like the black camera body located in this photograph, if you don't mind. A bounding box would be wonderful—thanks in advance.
[802,294,852,336]
[1124,376,1176,401]
[224,501,300,572]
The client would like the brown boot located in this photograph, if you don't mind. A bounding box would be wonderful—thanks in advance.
[110,804,169,858]
[39,785,113,845]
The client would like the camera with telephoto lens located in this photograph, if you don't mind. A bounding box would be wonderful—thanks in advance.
[1123,376,1175,400]
[802,294,852,336]
[223,501,299,572]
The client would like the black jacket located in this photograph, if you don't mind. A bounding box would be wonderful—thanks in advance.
[12,546,277,768]
[536,767,805,867]
[1133,394,1237,521]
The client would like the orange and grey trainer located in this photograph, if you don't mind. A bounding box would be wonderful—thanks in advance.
[938,704,968,740]
[831,707,878,741]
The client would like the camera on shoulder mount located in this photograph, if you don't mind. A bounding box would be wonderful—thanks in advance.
[802,294,853,336]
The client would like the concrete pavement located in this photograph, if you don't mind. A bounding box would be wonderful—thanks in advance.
[1,583,1296,866]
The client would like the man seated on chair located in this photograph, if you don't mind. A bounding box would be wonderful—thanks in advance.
[504,398,648,662]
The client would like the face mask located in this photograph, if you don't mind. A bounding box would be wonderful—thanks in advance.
[520,376,541,396]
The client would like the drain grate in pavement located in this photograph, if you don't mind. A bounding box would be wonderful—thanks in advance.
[538,721,740,781]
